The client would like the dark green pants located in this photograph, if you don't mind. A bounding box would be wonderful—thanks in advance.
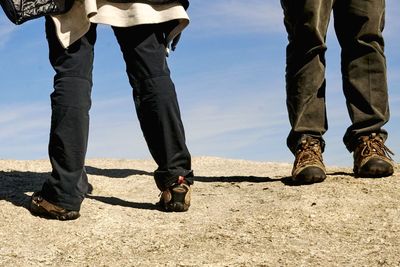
[281,0,389,154]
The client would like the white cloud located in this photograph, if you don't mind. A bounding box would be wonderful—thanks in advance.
[87,96,149,159]
[0,102,50,159]
[0,103,48,136]
[0,0,398,167]
[82,55,291,161]
[188,0,285,36]
[0,18,17,48]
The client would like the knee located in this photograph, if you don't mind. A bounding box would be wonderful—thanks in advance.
[51,74,92,109]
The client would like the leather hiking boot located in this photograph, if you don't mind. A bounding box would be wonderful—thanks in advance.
[30,192,80,221]
[159,176,191,212]
[353,133,394,178]
[291,137,326,184]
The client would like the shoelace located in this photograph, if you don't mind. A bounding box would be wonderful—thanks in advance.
[359,134,394,160]
[295,140,323,167]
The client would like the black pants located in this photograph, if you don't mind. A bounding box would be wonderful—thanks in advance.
[281,0,390,154]
[41,18,193,211]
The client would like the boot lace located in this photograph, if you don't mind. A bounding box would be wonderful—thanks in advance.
[359,133,394,160]
[295,138,323,168]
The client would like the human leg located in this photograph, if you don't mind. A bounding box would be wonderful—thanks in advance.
[334,0,393,177]
[281,0,333,183]
[112,24,192,210]
[30,18,97,219]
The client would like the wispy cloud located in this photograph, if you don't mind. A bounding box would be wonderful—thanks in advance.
[0,0,398,167]
[188,0,285,36]
[0,102,49,159]
[85,87,291,162]
[0,17,17,48]
[83,54,291,161]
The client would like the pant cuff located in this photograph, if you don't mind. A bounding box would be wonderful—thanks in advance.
[154,169,194,191]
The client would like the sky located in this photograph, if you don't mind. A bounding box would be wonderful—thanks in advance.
[0,0,399,167]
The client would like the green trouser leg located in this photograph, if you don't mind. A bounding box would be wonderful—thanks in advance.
[281,0,389,154]
[334,0,389,151]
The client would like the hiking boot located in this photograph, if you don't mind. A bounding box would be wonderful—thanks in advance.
[30,192,80,221]
[159,176,191,212]
[291,137,326,184]
[353,133,394,178]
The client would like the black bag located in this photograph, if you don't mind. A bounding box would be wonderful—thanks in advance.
[0,0,73,25]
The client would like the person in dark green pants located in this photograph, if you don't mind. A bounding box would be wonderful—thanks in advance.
[281,0,394,184]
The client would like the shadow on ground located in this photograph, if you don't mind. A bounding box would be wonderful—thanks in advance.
[0,170,49,208]
[0,167,298,211]
[196,175,283,183]
[85,194,160,210]
[85,166,153,178]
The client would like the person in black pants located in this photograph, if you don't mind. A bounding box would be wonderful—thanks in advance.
[30,18,193,220]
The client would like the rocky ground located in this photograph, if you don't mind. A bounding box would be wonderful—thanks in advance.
[1,157,400,266]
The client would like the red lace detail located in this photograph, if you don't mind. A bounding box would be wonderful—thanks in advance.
[177,176,185,184]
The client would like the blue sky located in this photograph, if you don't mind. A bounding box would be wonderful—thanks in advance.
[0,0,399,167]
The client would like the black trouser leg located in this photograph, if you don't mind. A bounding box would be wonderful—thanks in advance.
[112,24,193,191]
[41,17,97,211]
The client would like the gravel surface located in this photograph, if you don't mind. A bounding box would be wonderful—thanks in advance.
[1,157,399,266]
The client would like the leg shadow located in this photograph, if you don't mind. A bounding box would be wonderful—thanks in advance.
[195,175,283,183]
[86,194,160,211]
[281,171,355,186]
[85,166,153,178]
[0,170,49,209]
[84,166,159,210]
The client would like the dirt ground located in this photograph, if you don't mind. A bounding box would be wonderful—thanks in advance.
[1,157,400,266]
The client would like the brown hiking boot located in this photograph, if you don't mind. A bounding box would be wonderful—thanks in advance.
[159,176,191,212]
[291,137,326,184]
[353,133,394,178]
[30,192,80,221]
